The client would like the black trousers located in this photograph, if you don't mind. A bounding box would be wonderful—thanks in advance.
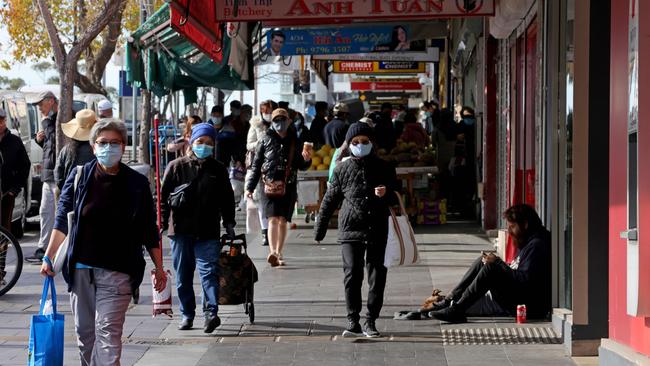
[448,256,517,316]
[341,240,388,322]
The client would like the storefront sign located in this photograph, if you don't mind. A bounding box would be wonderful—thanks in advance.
[265,25,428,56]
[333,61,426,73]
[351,80,422,91]
[314,47,439,62]
[217,0,495,23]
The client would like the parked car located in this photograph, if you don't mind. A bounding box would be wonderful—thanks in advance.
[0,91,32,238]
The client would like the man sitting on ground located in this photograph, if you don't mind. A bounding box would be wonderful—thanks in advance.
[431,204,551,323]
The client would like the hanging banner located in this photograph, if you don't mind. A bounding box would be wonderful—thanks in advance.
[333,61,426,74]
[314,47,439,62]
[217,0,495,23]
[264,24,436,56]
[351,80,423,91]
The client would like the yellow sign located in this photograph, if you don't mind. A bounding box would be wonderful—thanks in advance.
[332,61,426,74]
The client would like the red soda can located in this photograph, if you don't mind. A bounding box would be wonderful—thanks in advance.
[516,304,527,324]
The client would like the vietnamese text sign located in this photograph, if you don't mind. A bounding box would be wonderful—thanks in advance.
[333,61,426,73]
[314,47,439,62]
[351,81,423,91]
[217,0,495,23]
[265,25,427,56]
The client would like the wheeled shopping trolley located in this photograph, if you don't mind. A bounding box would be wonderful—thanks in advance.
[218,234,258,324]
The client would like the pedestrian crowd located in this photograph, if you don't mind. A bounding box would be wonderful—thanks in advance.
[0,92,551,365]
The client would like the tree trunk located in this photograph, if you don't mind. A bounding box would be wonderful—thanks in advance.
[57,61,77,153]
[139,90,152,164]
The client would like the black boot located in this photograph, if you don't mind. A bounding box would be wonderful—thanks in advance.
[262,229,269,246]
[431,305,468,323]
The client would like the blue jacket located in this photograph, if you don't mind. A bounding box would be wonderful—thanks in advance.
[54,160,159,292]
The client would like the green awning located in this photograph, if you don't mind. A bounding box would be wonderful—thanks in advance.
[126,4,251,104]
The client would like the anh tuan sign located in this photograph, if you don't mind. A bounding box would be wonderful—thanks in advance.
[333,61,426,73]
[217,0,494,22]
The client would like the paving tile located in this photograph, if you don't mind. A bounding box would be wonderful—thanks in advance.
[0,222,575,366]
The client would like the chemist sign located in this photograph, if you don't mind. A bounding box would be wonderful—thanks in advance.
[333,61,426,74]
[217,0,495,23]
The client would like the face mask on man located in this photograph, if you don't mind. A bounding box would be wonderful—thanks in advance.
[463,117,476,126]
[210,117,222,127]
[350,141,373,158]
[192,144,214,159]
[231,109,241,117]
[272,119,288,133]
[95,143,123,168]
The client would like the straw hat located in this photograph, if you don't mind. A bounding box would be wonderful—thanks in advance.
[62,109,97,141]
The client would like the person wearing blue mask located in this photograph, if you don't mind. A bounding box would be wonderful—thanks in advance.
[40,119,166,365]
[315,122,400,339]
[246,109,312,267]
[160,123,236,333]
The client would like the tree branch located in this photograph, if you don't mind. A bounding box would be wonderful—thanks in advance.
[75,71,106,95]
[68,0,126,62]
[35,0,67,72]
[91,1,127,84]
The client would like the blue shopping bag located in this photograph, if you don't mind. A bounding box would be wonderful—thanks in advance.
[28,276,64,366]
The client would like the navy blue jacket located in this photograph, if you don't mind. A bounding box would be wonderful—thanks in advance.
[323,118,349,148]
[54,161,159,292]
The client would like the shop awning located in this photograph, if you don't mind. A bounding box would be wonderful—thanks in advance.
[126,3,252,103]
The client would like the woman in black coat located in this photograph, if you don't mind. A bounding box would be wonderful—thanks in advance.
[247,109,311,267]
[315,122,399,339]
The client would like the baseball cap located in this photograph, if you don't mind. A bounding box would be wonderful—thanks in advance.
[271,108,289,121]
[32,90,57,105]
[98,99,113,111]
[333,102,349,114]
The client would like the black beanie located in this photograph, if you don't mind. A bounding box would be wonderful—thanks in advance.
[345,122,374,144]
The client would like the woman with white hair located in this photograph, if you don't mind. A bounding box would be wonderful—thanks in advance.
[40,119,166,366]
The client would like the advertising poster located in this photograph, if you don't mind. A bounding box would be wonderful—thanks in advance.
[264,25,426,56]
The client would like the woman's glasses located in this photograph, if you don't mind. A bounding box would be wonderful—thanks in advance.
[95,140,123,148]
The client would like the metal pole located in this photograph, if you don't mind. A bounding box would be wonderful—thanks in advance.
[132,84,137,157]
[254,65,258,113]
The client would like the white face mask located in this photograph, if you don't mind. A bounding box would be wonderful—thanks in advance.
[262,113,272,121]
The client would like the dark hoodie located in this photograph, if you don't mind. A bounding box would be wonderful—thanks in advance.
[498,228,552,318]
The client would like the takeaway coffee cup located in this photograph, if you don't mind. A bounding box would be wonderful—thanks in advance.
[303,142,314,155]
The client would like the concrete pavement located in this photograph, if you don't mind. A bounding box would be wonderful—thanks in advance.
[0,219,582,365]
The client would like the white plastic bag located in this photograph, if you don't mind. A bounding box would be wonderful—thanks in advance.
[246,198,261,234]
[384,192,420,268]
[152,269,173,318]
[231,180,245,199]
[297,180,319,206]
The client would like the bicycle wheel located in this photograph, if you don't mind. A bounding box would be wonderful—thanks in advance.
[0,226,23,296]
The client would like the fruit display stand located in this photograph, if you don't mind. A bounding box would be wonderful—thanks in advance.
[395,166,439,215]
[297,165,438,219]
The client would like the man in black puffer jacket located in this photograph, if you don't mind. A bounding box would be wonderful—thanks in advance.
[315,122,400,339]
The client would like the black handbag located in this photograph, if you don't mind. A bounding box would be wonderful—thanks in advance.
[168,182,194,210]
[168,168,203,210]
